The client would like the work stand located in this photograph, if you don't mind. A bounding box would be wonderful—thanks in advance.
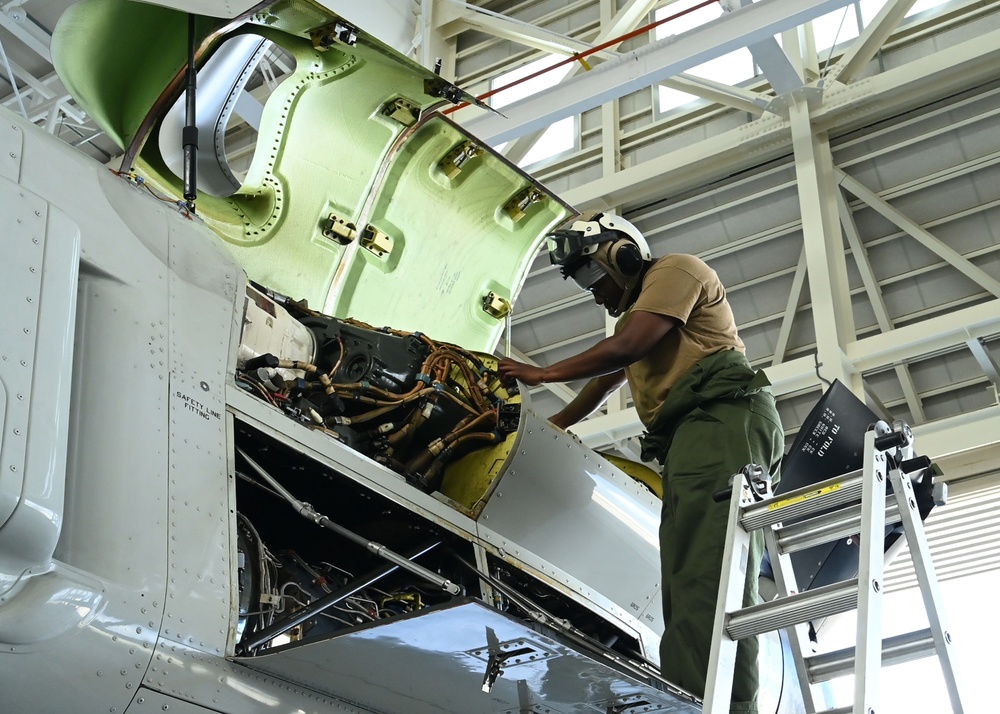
[703,421,967,714]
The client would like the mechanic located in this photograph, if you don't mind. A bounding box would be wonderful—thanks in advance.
[497,212,784,713]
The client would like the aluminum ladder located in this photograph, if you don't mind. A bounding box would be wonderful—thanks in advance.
[702,421,967,714]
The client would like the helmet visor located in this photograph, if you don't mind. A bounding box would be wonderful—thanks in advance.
[568,260,606,291]
[546,229,618,266]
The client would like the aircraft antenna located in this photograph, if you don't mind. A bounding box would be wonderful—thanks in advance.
[182,13,198,213]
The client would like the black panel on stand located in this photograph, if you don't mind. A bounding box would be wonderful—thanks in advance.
[774,380,878,592]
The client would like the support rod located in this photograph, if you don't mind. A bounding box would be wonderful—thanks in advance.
[236,448,462,595]
[182,13,198,211]
[236,540,442,653]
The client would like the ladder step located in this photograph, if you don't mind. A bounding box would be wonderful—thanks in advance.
[774,498,901,554]
[741,468,865,531]
[819,707,852,714]
[806,628,937,683]
[726,579,858,641]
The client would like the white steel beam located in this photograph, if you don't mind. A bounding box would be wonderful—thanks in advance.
[437,1,614,59]
[772,246,808,364]
[846,300,1000,373]
[837,169,1000,299]
[0,61,86,123]
[601,95,621,175]
[825,0,917,85]
[570,406,642,449]
[0,6,52,63]
[562,24,1000,210]
[965,337,1000,396]
[913,406,1000,462]
[421,0,456,75]
[502,0,659,165]
[722,0,803,94]
[664,73,770,114]
[838,189,927,422]
[789,96,858,391]
[459,0,856,144]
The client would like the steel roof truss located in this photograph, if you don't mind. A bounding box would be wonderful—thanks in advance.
[825,0,917,86]
[460,0,857,145]
[837,168,1000,300]
[838,188,927,423]
[790,96,858,390]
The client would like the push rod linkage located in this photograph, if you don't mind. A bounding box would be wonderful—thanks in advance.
[236,540,442,653]
[236,448,462,596]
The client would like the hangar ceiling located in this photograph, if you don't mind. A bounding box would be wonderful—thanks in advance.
[441,0,1000,490]
[3,0,999,488]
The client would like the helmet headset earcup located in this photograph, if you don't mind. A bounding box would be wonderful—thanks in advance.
[607,239,643,277]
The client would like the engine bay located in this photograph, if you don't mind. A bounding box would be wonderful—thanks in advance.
[235,283,519,494]
[228,283,654,670]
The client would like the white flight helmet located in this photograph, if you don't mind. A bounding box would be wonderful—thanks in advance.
[546,212,652,317]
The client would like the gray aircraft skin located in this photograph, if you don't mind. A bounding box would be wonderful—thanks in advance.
[0,1,715,713]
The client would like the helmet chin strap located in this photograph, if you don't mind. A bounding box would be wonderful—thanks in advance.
[591,245,644,317]
[609,277,640,317]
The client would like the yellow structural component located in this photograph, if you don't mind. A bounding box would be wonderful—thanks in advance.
[598,453,663,499]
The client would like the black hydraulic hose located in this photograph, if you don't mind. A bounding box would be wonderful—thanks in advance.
[236,540,442,654]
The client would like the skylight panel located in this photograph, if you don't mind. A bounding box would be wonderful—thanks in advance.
[491,55,576,167]
[654,0,754,113]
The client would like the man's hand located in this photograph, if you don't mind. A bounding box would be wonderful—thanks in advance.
[497,357,545,386]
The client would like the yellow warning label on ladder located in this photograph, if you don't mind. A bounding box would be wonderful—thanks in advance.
[766,482,842,511]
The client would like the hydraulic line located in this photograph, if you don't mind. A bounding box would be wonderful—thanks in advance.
[236,540,442,654]
[236,448,462,596]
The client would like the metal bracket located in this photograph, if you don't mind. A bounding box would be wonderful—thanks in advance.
[310,20,358,50]
[360,225,393,259]
[382,97,420,127]
[607,702,652,714]
[502,187,544,222]
[467,635,556,693]
[439,141,484,179]
[481,646,535,693]
[482,291,512,319]
[597,693,673,713]
[322,215,392,258]
[322,213,356,244]
[424,77,464,105]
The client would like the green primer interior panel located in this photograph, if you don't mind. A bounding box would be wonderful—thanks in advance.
[52,0,220,151]
[51,0,575,352]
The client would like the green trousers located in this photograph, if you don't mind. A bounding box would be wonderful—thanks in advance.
[657,390,784,714]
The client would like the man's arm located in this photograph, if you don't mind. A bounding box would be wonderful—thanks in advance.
[549,371,627,429]
[497,310,678,427]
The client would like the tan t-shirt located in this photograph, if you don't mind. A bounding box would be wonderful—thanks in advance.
[616,254,744,427]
